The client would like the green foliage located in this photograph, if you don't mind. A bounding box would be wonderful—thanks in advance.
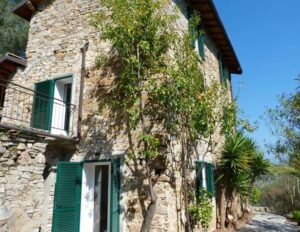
[292,210,300,222]
[250,152,271,183]
[188,189,213,231]
[0,0,29,57]
[251,187,261,205]
[267,79,300,174]
[91,0,237,155]
[259,172,300,214]
[91,0,238,229]
[90,0,178,129]
[217,132,270,199]
[138,133,159,158]
[218,133,254,191]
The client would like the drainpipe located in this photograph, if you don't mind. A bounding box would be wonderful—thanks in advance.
[77,42,89,139]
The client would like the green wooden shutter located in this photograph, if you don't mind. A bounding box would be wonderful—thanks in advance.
[31,80,54,131]
[110,158,121,232]
[223,66,229,87]
[196,161,203,197]
[205,163,215,195]
[197,31,205,59]
[219,57,224,85]
[52,162,83,232]
[187,7,196,48]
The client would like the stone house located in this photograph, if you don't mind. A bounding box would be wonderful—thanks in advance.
[0,0,242,232]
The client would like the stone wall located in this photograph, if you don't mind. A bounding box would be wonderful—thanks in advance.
[0,129,76,232]
[0,130,48,232]
[2,0,233,231]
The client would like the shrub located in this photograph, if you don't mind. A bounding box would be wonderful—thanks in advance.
[188,189,213,232]
[292,210,300,223]
[251,187,262,205]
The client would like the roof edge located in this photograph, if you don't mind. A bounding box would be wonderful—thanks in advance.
[191,0,242,74]
[206,0,242,74]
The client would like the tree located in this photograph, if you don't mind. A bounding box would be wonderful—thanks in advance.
[0,0,29,57]
[267,79,300,172]
[90,0,236,231]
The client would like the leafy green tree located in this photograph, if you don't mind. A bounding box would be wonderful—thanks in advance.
[91,0,236,231]
[0,0,29,57]
[259,172,300,214]
[267,79,300,173]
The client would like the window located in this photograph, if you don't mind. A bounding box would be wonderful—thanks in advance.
[52,160,121,232]
[197,25,205,60]
[219,57,230,87]
[196,161,215,196]
[187,7,205,60]
[31,76,73,135]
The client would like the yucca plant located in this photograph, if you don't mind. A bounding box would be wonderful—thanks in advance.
[218,132,255,192]
[216,133,256,229]
[216,132,270,230]
[244,152,271,210]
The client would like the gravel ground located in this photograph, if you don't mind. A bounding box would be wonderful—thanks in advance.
[240,212,300,232]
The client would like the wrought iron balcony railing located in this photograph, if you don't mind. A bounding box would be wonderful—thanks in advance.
[0,79,76,138]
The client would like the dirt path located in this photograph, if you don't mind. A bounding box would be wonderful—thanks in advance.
[240,212,299,232]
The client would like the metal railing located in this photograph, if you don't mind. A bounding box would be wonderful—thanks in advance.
[0,79,76,137]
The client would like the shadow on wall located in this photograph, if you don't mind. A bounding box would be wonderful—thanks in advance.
[74,53,183,228]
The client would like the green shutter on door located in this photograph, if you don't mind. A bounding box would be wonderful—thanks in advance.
[110,158,121,232]
[32,80,54,131]
[196,161,203,197]
[205,163,215,195]
[52,162,83,232]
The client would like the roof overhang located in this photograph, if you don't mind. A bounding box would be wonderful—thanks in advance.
[190,0,242,74]
[11,0,42,21]
[0,54,27,79]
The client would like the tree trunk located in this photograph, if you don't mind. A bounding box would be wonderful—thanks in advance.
[136,44,158,232]
[244,195,251,212]
[219,186,226,230]
[141,161,157,232]
[227,190,239,230]
[182,131,192,232]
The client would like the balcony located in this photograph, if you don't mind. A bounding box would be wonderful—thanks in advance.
[0,79,76,139]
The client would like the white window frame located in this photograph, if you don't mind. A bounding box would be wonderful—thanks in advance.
[80,162,111,232]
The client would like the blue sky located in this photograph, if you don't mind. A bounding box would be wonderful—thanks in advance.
[213,0,300,160]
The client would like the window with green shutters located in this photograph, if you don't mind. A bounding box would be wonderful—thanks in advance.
[187,7,196,48]
[197,31,205,60]
[195,161,215,196]
[187,7,205,59]
[52,159,121,232]
[31,76,73,134]
[219,57,230,87]
[31,80,54,131]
